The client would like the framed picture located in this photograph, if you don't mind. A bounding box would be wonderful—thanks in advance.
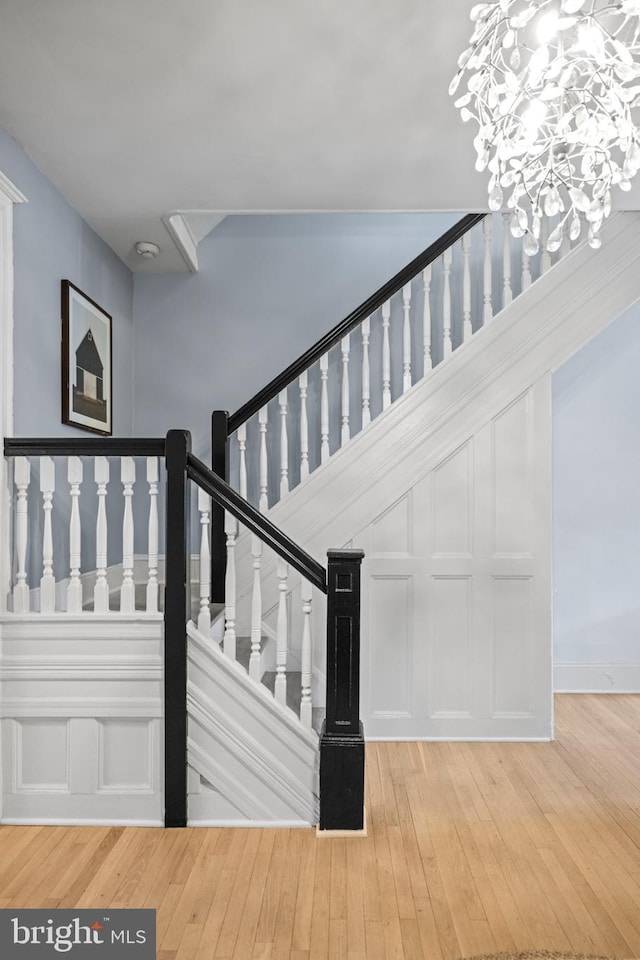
[61,280,112,435]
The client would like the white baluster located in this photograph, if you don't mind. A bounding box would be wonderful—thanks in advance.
[275,558,288,707]
[249,534,262,681]
[541,220,552,274]
[561,227,571,260]
[237,423,247,500]
[502,212,513,307]
[67,456,83,613]
[197,488,211,635]
[423,265,432,370]
[522,237,532,291]
[361,317,371,428]
[279,389,289,499]
[258,406,268,512]
[94,457,109,613]
[402,282,412,392]
[146,457,159,614]
[300,578,313,729]
[483,217,493,324]
[13,457,30,613]
[443,248,453,359]
[341,335,350,445]
[320,353,330,464]
[120,457,135,613]
[39,456,56,613]
[223,511,237,660]
[382,300,391,409]
[299,372,309,481]
[462,233,472,343]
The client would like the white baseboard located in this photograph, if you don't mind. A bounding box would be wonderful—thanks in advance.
[554,662,640,693]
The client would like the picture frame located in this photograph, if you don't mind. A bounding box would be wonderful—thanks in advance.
[61,280,112,435]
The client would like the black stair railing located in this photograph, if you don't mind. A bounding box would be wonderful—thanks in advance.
[210,212,484,603]
[3,431,366,831]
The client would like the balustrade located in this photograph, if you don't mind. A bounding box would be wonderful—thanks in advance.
[4,450,165,616]
[222,212,580,518]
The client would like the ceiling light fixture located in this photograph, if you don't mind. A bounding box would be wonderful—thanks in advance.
[451,0,640,253]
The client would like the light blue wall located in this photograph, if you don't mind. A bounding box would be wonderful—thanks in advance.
[0,126,135,579]
[0,126,134,437]
[553,298,640,664]
[133,213,459,456]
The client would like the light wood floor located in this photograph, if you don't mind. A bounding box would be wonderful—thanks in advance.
[2,695,640,959]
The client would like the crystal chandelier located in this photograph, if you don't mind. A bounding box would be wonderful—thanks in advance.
[450,0,640,253]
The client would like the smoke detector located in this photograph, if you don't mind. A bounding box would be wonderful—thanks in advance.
[135,241,160,259]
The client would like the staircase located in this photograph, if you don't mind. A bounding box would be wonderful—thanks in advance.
[4,210,640,825]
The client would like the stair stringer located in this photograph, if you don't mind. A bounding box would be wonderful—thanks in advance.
[186,621,318,825]
[233,211,640,673]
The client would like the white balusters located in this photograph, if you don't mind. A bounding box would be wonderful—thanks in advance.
[502,212,513,307]
[13,457,30,613]
[483,216,493,324]
[361,318,371,428]
[341,335,350,445]
[320,353,330,464]
[67,457,83,613]
[300,577,313,729]
[462,232,472,344]
[197,488,211,634]
[249,534,262,680]
[402,282,412,392]
[146,457,159,614]
[39,456,56,613]
[423,265,432,370]
[561,227,571,260]
[443,248,453,359]
[299,371,309,481]
[275,558,288,707]
[237,423,247,500]
[223,511,237,660]
[120,457,135,614]
[279,389,289,498]
[258,406,268,512]
[94,457,109,613]
[382,300,391,409]
[522,237,532,291]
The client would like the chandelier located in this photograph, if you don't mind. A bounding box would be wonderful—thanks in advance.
[450,0,640,253]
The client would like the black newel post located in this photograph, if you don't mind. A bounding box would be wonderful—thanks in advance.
[211,410,229,603]
[164,429,191,827]
[319,548,365,831]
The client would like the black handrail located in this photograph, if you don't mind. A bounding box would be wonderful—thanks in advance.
[187,453,327,594]
[228,212,485,434]
[4,438,166,457]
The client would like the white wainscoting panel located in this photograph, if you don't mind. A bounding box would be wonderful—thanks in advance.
[0,616,163,823]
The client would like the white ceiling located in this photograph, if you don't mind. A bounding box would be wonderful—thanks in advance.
[1,0,639,273]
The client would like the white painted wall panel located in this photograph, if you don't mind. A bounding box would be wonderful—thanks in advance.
[429,577,472,719]
[491,577,535,718]
[432,443,473,557]
[367,575,412,719]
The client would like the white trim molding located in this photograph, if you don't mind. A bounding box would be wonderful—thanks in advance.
[554,662,640,693]
[162,212,199,272]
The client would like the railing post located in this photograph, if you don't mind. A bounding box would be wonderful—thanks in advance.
[211,410,229,603]
[164,428,191,828]
[319,548,365,831]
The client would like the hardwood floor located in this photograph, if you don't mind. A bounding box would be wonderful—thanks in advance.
[2,695,640,959]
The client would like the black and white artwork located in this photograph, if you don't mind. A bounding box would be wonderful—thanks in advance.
[62,280,112,435]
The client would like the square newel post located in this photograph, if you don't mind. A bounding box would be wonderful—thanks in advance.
[319,548,365,832]
[211,410,229,603]
[164,429,191,827]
